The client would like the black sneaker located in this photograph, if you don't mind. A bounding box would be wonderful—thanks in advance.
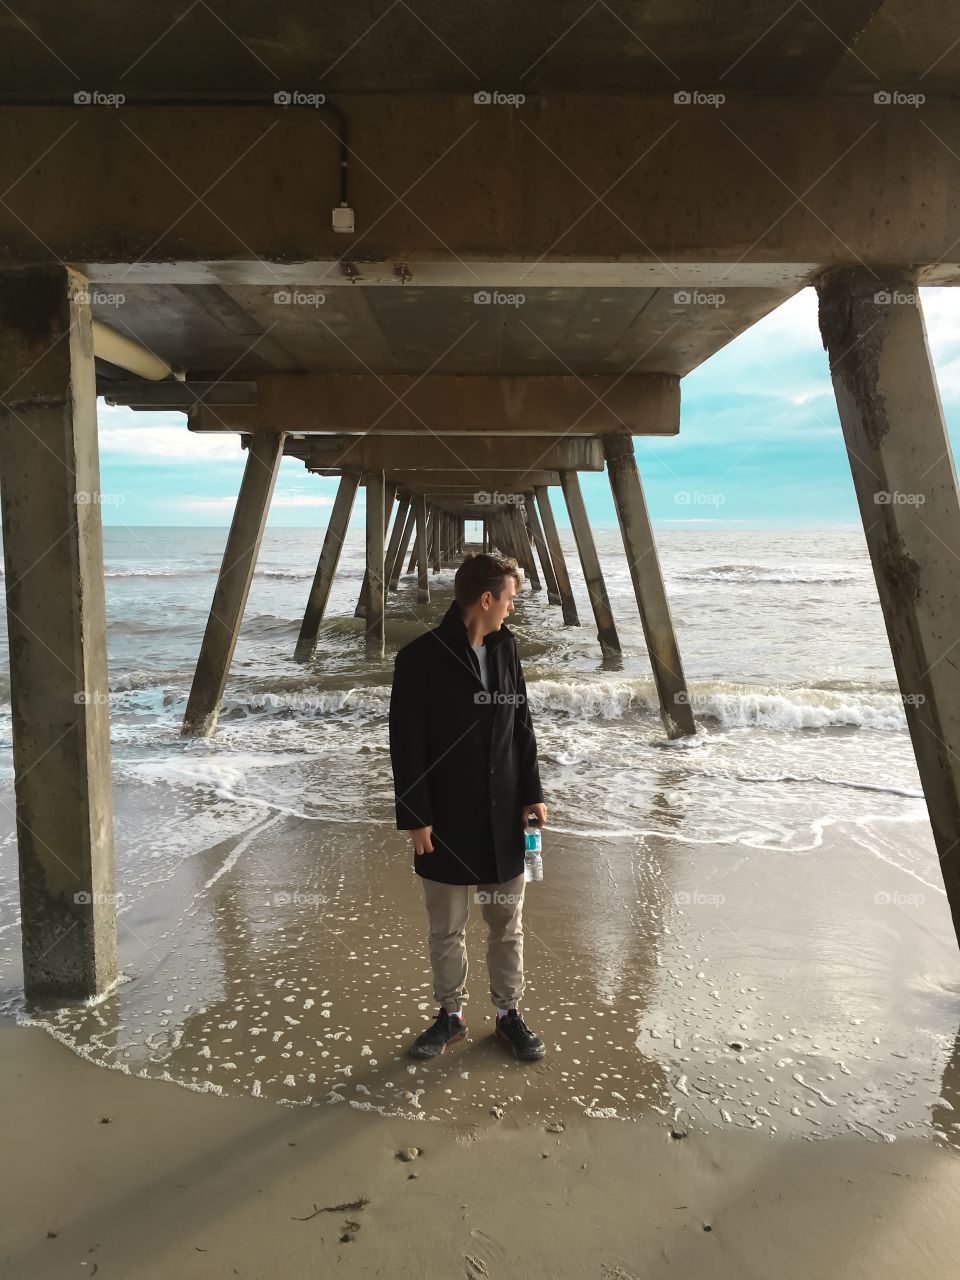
[408,1008,468,1059]
[494,1007,546,1061]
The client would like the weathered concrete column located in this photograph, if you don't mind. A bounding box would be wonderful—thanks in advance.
[355,483,396,617]
[383,490,410,592]
[559,471,621,655]
[818,267,960,950]
[414,494,430,603]
[389,502,416,591]
[603,435,695,737]
[0,264,117,1000]
[525,490,561,605]
[365,469,386,656]
[294,471,360,661]
[429,505,440,574]
[534,485,580,626]
[514,501,542,590]
[183,432,285,736]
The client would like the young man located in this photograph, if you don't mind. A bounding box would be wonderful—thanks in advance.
[388,552,548,1061]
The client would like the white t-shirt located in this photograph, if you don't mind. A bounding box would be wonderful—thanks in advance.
[470,642,491,693]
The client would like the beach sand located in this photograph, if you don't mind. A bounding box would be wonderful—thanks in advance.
[4,1016,960,1280]
[4,808,960,1276]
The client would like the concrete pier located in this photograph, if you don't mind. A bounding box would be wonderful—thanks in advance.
[364,470,386,656]
[526,490,562,606]
[535,486,581,626]
[295,471,360,662]
[414,495,430,604]
[183,433,286,736]
[560,472,620,653]
[818,267,960,945]
[0,264,117,1000]
[603,435,696,737]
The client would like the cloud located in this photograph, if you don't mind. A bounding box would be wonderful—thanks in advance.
[179,493,333,511]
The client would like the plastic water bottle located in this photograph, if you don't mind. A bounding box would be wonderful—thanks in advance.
[524,815,543,882]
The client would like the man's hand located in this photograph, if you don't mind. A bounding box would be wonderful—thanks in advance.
[410,825,434,855]
[521,802,548,830]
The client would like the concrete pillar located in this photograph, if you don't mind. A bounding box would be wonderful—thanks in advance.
[429,505,440,574]
[389,502,416,591]
[514,500,542,590]
[534,485,580,626]
[414,494,430,603]
[525,489,561,605]
[0,263,117,1000]
[294,471,360,661]
[603,435,695,737]
[183,432,285,736]
[383,490,410,592]
[365,469,386,656]
[355,483,396,617]
[818,267,960,951]
[559,470,621,655]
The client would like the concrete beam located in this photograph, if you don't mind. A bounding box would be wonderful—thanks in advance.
[194,373,678,436]
[6,98,960,279]
[817,267,960,954]
[286,435,605,471]
[182,433,285,736]
[0,264,117,1000]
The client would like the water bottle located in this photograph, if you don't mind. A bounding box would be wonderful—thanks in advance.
[524,815,543,882]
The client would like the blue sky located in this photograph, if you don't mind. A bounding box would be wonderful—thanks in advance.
[97,286,960,529]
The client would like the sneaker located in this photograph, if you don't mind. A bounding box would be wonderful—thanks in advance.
[408,1007,468,1059]
[494,1007,546,1061]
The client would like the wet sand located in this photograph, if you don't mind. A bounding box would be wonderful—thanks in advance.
[5,1017,960,1280]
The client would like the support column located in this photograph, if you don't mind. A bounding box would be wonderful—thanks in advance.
[603,435,695,737]
[429,506,440,574]
[534,485,580,626]
[294,471,360,661]
[560,470,621,655]
[818,267,960,951]
[365,469,386,656]
[525,490,561,605]
[389,502,416,591]
[183,432,285,736]
[0,264,117,999]
[414,494,430,603]
[514,500,542,590]
[355,483,395,617]
[383,490,411,592]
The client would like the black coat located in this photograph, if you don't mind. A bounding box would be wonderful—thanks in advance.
[388,601,545,886]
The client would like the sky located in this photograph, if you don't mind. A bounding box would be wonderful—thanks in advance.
[96,286,960,530]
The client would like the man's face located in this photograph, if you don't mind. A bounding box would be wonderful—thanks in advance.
[485,576,517,630]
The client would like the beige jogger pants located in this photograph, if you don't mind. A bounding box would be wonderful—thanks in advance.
[420,871,526,1015]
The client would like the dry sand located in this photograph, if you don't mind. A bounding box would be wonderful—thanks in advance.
[4,1017,960,1280]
